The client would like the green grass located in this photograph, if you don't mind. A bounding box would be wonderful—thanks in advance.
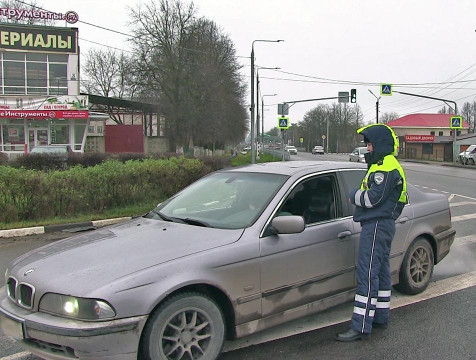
[230,151,284,166]
[0,201,161,230]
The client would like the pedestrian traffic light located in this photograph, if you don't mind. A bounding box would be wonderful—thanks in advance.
[350,89,357,103]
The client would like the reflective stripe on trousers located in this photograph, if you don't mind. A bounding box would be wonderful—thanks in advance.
[351,218,395,333]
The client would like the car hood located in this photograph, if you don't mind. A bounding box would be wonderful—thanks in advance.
[8,217,244,296]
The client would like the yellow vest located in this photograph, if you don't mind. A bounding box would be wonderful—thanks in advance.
[361,154,407,203]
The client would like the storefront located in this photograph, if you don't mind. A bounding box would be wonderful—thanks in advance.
[0,23,89,156]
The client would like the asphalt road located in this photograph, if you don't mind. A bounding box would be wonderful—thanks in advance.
[1,154,475,360]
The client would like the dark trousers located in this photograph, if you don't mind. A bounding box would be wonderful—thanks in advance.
[351,218,395,333]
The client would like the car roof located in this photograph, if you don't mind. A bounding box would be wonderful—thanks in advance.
[224,160,366,176]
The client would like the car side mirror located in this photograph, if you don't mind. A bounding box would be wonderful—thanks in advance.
[271,216,305,234]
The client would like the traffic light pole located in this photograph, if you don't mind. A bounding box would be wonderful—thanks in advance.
[393,91,458,163]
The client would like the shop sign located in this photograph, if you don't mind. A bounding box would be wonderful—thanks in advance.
[0,8,78,24]
[0,109,88,119]
[405,134,434,143]
[0,95,88,110]
[0,23,77,53]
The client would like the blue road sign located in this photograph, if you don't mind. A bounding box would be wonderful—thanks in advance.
[450,116,462,129]
[278,116,290,129]
[381,84,393,96]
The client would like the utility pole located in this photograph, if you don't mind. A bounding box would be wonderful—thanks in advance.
[368,89,381,124]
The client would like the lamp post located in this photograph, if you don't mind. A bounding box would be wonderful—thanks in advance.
[262,93,277,148]
[256,67,279,158]
[251,39,283,164]
[368,89,381,124]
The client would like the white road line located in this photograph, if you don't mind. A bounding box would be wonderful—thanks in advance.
[453,234,476,246]
[450,201,476,207]
[451,213,476,222]
[223,271,476,352]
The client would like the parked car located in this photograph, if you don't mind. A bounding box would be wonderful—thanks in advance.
[0,161,456,360]
[458,144,476,165]
[285,145,298,155]
[349,146,368,162]
[30,145,71,155]
[312,145,325,154]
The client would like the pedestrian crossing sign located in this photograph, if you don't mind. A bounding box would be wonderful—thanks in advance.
[450,116,463,129]
[380,84,393,96]
[278,116,290,129]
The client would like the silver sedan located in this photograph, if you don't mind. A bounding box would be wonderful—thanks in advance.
[0,161,456,360]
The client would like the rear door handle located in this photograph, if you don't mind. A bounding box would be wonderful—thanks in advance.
[397,216,409,224]
[338,230,352,240]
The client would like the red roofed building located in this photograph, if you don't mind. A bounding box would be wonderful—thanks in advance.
[386,114,473,162]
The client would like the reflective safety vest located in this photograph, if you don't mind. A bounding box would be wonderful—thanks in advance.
[361,154,407,204]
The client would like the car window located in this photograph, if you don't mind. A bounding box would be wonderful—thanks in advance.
[152,172,288,229]
[339,169,367,214]
[277,174,339,225]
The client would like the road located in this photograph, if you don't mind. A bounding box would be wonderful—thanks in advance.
[1,153,475,359]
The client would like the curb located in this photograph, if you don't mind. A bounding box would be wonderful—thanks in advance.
[0,217,132,238]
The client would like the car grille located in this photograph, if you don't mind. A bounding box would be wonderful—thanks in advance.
[6,277,35,310]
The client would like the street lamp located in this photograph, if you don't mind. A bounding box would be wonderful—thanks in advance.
[251,39,283,164]
[262,93,277,147]
[256,67,279,155]
[368,89,381,124]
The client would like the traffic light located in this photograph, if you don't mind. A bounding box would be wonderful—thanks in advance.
[350,89,357,103]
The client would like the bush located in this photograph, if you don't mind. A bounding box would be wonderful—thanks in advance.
[0,157,221,225]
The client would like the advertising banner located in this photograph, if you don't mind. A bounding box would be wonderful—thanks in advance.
[0,95,88,110]
[0,23,78,53]
[405,134,435,143]
[0,109,88,119]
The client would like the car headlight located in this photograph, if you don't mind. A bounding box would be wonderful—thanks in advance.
[39,293,116,321]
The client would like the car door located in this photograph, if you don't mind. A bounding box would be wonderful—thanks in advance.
[259,173,356,317]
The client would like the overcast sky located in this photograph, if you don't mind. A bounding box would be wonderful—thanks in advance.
[42,0,476,131]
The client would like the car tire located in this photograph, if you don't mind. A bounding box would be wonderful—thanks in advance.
[140,292,225,360]
[394,237,434,295]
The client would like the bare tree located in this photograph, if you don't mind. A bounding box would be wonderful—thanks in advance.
[82,49,138,124]
[379,112,399,124]
[129,0,247,151]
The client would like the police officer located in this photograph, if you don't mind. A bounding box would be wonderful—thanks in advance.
[336,123,407,342]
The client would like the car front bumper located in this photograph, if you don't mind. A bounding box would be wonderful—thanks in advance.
[0,287,147,360]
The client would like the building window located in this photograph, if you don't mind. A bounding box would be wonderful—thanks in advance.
[457,130,461,136]
[439,131,443,136]
[1,52,68,95]
[422,143,433,155]
[96,125,103,134]
[88,126,95,134]
[430,131,435,135]
[50,120,69,144]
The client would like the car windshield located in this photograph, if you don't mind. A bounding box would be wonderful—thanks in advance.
[147,172,288,229]
[31,147,67,154]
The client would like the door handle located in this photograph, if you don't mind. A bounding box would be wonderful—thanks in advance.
[338,230,352,240]
[397,216,409,224]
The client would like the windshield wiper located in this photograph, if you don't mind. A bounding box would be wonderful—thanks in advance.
[179,218,214,228]
[150,209,175,222]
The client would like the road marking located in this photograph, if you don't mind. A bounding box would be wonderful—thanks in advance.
[451,213,476,222]
[223,270,476,352]
[450,201,476,207]
[453,234,476,246]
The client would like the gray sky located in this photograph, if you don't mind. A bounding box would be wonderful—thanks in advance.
[43,0,476,131]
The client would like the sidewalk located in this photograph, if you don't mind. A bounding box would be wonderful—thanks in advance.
[0,217,132,238]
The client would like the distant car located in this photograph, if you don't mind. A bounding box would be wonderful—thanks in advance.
[30,145,71,155]
[349,146,368,162]
[312,145,324,154]
[285,145,298,155]
[458,145,476,165]
[0,161,456,360]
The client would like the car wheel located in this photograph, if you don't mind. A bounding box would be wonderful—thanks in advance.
[141,292,225,360]
[395,237,434,295]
